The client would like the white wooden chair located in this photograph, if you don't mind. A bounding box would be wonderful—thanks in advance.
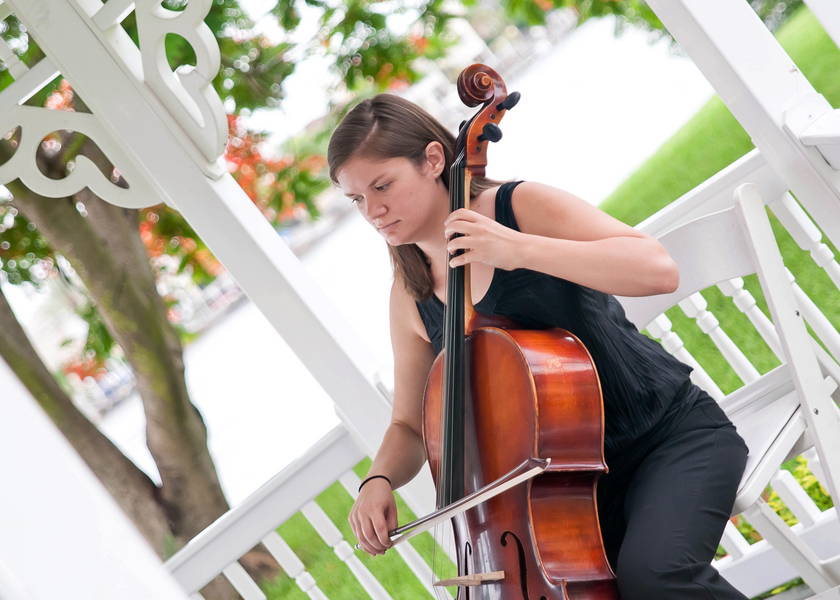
[616,183,840,595]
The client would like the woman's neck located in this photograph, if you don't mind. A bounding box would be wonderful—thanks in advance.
[414,186,452,278]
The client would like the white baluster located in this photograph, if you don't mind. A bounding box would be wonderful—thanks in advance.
[679,293,760,384]
[261,531,328,600]
[717,278,784,361]
[718,278,840,397]
[339,471,437,598]
[0,27,28,79]
[802,448,830,496]
[301,501,393,600]
[769,193,840,292]
[719,519,751,561]
[787,268,840,362]
[647,313,724,401]
[771,469,823,528]
[222,561,265,600]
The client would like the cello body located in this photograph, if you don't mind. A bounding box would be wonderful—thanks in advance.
[420,63,619,599]
[423,323,619,600]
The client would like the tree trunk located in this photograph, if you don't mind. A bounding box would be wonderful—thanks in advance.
[0,286,173,556]
[1,130,278,594]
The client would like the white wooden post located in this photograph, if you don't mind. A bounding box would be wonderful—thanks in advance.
[261,532,329,600]
[0,357,189,600]
[645,313,724,400]
[646,0,840,248]
[221,562,265,600]
[300,501,393,600]
[678,292,761,384]
[4,0,440,522]
[735,183,840,503]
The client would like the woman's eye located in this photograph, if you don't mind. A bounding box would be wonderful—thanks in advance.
[376,183,390,192]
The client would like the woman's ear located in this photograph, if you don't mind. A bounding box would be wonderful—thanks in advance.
[425,141,446,178]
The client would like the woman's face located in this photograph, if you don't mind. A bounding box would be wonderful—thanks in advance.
[336,142,447,246]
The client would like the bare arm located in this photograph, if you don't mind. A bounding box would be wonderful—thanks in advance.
[445,182,679,297]
[349,277,436,555]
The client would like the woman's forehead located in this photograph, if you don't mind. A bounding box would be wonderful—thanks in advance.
[337,156,407,191]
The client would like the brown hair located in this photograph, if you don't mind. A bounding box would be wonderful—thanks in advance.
[327,93,507,302]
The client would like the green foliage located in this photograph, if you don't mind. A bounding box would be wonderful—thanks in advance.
[0,205,54,287]
[316,0,454,92]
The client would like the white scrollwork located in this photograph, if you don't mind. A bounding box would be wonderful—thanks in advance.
[135,0,227,163]
[0,104,165,208]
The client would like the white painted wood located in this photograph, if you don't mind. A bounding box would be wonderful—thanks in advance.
[743,498,836,593]
[735,183,840,503]
[810,585,840,600]
[717,276,840,402]
[90,0,134,31]
[799,108,840,170]
[717,277,784,360]
[0,357,189,600]
[0,20,28,78]
[0,55,59,113]
[69,0,227,178]
[645,313,724,400]
[646,0,840,247]
[166,426,364,594]
[301,501,393,600]
[772,469,823,528]
[10,0,438,526]
[719,520,751,561]
[0,104,161,208]
[261,532,329,600]
[714,507,840,598]
[804,447,830,493]
[618,207,756,329]
[770,193,840,292]
[339,471,438,598]
[789,273,840,362]
[222,562,266,600]
[678,292,760,384]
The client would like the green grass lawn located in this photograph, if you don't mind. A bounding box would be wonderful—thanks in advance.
[259,6,839,598]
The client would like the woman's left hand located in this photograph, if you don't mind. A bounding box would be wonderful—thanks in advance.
[444,209,525,271]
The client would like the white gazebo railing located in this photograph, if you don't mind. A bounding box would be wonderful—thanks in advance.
[3,0,840,597]
[162,158,840,599]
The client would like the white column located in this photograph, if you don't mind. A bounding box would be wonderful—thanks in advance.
[0,357,189,600]
[646,0,840,248]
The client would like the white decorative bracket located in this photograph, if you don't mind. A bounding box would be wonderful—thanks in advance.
[134,0,228,164]
[0,105,164,208]
[784,93,840,170]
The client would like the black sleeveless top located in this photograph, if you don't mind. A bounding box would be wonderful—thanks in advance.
[415,180,697,458]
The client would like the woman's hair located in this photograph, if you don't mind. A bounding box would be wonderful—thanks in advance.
[328,93,507,302]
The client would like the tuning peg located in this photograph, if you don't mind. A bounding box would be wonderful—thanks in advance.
[477,123,502,143]
[496,92,521,112]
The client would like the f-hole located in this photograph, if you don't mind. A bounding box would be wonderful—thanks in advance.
[501,531,529,599]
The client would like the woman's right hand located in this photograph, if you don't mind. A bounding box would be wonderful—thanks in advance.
[349,478,399,556]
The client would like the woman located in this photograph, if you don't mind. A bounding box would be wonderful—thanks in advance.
[328,93,749,599]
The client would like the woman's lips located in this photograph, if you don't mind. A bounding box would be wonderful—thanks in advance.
[378,221,399,233]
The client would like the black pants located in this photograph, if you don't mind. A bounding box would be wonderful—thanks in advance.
[598,387,750,600]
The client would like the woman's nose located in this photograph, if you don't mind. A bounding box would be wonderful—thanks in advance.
[365,198,387,221]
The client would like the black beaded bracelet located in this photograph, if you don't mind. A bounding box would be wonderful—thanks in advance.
[358,475,392,493]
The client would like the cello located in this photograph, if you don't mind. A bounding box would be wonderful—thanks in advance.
[362,64,620,600]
